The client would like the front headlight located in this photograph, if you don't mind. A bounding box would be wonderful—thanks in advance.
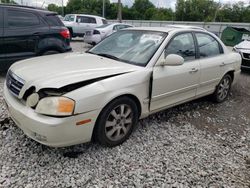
[35,97,75,116]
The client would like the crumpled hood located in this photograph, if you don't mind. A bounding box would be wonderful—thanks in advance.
[10,52,141,93]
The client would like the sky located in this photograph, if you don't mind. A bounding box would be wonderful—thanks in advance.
[14,0,250,10]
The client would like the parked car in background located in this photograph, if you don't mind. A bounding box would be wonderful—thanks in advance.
[4,27,241,147]
[0,4,71,71]
[233,40,250,69]
[63,14,107,38]
[84,23,133,45]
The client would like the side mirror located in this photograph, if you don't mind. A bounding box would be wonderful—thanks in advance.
[77,18,81,23]
[162,54,184,66]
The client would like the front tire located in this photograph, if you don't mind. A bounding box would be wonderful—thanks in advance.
[94,97,139,147]
[212,74,232,103]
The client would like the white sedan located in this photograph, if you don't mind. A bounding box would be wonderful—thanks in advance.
[84,23,133,45]
[233,40,250,69]
[4,27,241,147]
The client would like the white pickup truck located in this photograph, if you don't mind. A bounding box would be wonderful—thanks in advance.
[63,14,107,38]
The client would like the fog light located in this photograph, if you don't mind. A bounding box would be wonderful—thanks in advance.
[27,93,40,107]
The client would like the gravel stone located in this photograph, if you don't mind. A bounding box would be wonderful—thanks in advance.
[0,43,249,187]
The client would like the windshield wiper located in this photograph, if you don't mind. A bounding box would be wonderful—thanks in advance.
[86,51,95,54]
[96,53,121,61]
[88,52,136,65]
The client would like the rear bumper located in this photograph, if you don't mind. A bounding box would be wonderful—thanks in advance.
[3,84,98,147]
[84,35,102,44]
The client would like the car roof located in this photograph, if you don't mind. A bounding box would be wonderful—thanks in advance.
[65,14,105,19]
[125,26,207,33]
[165,24,206,31]
[0,4,56,15]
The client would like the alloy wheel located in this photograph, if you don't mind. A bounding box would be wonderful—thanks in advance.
[105,104,133,142]
[217,76,230,101]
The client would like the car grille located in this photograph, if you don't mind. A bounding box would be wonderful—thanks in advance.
[6,71,25,97]
[242,59,250,68]
[243,53,250,60]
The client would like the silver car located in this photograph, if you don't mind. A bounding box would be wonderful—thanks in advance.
[84,23,133,45]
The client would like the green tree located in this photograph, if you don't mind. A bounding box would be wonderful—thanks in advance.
[132,0,155,20]
[216,2,250,22]
[0,0,17,4]
[175,0,218,22]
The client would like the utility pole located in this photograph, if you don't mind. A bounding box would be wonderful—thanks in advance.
[62,0,64,16]
[117,0,122,23]
[213,0,221,22]
[102,0,105,18]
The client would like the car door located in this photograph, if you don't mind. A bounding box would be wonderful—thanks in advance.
[0,7,4,69]
[4,8,40,62]
[75,16,96,34]
[194,32,225,96]
[150,32,200,111]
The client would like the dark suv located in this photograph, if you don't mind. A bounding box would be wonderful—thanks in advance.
[0,4,72,71]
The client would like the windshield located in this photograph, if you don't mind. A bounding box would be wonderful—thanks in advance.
[64,15,75,22]
[89,30,167,66]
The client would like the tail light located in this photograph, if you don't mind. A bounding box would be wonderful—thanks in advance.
[60,29,70,39]
[93,30,100,35]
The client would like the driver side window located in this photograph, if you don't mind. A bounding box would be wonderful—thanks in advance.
[165,33,196,62]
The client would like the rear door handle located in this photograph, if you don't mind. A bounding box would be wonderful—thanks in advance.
[220,62,226,67]
[189,68,199,73]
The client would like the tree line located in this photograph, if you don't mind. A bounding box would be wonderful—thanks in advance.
[1,0,250,22]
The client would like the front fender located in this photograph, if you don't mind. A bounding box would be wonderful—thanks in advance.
[64,70,152,117]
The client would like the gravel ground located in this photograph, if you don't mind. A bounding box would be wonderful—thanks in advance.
[0,41,249,187]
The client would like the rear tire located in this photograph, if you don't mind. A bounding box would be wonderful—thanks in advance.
[94,97,138,147]
[212,74,232,103]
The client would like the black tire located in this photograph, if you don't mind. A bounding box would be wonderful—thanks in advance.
[212,74,232,103]
[94,96,139,147]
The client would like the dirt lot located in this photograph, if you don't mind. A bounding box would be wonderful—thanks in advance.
[0,41,249,187]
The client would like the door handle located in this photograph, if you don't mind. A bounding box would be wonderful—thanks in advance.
[220,62,226,67]
[189,68,199,73]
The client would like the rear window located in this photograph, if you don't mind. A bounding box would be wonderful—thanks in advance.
[102,19,108,24]
[7,9,40,28]
[76,16,97,24]
[46,14,64,26]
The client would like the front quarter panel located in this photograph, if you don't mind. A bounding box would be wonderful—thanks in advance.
[65,69,152,118]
